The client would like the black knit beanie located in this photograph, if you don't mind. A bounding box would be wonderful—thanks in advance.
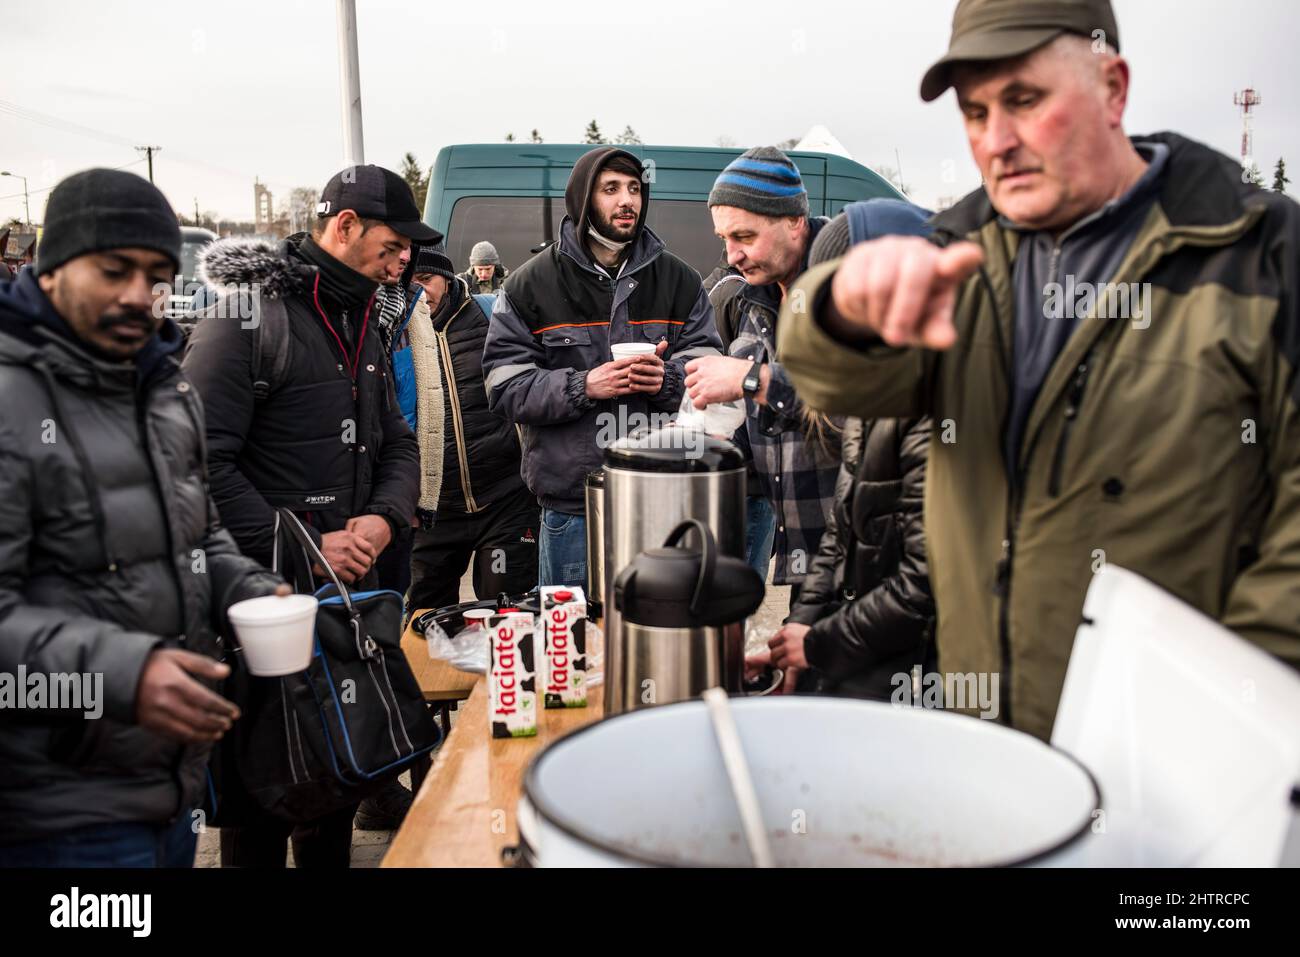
[411,243,457,282]
[36,169,181,276]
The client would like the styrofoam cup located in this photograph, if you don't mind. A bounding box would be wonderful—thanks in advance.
[611,342,656,360]
[228,594,319,676]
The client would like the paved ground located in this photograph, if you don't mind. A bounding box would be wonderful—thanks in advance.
[197,559,789,868]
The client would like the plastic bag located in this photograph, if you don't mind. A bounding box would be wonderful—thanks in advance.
[426,617,490,674]
[675,390,746,438]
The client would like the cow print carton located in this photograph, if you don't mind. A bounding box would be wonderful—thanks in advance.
[540,586,588,709]
[488,611,537,738]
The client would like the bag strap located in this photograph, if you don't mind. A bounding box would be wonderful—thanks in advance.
[251,299,291,403]
[272,508,355,614]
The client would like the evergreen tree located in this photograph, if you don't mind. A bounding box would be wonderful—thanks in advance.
[399,152,429,210]
[583,120,607,144]
[1273,157,1290,193]
[505,132,516,142]
[615,125,642,145]
[530,129,543,143]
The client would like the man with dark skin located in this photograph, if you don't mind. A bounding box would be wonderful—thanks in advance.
[0,168,286,866]
[37,248,291,740]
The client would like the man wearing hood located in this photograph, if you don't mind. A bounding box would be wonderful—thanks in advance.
[183,164,427,863]
[0,169,286,866]
[482,146,722,588]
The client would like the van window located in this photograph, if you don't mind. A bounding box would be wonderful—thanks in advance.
[447,196,724,277]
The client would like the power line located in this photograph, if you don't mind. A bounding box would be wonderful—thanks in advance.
[0,158,146,203]
[0,98,138,150]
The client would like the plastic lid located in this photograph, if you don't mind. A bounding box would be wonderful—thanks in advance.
[463,609,493,621]
[554,590,574,602]
[604,428,744,474]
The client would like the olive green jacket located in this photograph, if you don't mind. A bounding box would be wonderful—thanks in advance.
[778,132,1300,740]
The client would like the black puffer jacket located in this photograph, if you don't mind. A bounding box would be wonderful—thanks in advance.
[183,236,420,566]
[0,269,280,844]
[788,416,935,699]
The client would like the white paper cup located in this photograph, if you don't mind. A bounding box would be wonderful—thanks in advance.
[610,342,656,360]
[228,594,319,676]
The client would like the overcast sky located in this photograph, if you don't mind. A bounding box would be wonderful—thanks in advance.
[2,0,1296,224]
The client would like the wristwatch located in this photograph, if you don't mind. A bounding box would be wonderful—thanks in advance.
[742,357,764,397]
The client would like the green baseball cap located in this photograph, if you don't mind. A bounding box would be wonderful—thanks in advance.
[920,0,1120,102]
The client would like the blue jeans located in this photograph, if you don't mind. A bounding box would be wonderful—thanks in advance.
[0,811,199,868]
[745,496,776,580]
[538,508,587,589]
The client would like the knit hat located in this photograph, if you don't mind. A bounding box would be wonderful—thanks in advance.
[469,240,501,267]
[36,168,181,276]
[708,147,809,218]
[809,199,934,267]
[411,243,457,281]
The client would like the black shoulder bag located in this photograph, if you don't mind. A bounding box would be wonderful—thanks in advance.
[209,508,440,825]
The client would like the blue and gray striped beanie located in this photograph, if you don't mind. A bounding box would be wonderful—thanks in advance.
[708,146,809,218]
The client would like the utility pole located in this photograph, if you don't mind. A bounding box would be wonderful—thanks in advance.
[135,145,162,183]
[194,197,200,224]
[336,0,365,166]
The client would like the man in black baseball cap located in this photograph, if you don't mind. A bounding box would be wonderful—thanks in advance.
[184,166,421,863]
[316,164,440,243]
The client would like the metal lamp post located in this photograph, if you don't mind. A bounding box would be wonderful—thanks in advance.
[1,171,31,227]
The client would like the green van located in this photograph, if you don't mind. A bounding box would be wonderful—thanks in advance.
[422,143,903,278]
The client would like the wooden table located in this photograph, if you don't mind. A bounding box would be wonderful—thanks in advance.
[401,613,479,720]
[384,668,603,867]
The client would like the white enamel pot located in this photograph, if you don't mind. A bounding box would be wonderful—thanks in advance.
[512,697,1098,867]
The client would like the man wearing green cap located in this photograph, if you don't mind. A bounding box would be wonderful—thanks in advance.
[778,0,1300,740]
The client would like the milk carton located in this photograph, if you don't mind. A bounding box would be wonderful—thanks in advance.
[488,610,537,738]
[540,586,588,709]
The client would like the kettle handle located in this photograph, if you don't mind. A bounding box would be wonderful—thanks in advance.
[662,519,717,620]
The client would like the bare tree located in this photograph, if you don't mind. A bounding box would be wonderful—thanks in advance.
[505,132,516,142]
[281,188,318,235]
[615,125,643,145]
[775,137,799,151]
[715,134,736,148]
[875,164,912,196]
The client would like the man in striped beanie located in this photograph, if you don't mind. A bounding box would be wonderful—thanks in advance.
[685,147,842,609]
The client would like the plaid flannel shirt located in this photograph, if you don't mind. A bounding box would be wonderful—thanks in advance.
[728,281,843,585]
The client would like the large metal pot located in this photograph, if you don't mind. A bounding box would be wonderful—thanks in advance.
[516,697,1099,867]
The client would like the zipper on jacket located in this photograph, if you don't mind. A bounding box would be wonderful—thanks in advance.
[435,302,481,512]
[1047,352,1094,498]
